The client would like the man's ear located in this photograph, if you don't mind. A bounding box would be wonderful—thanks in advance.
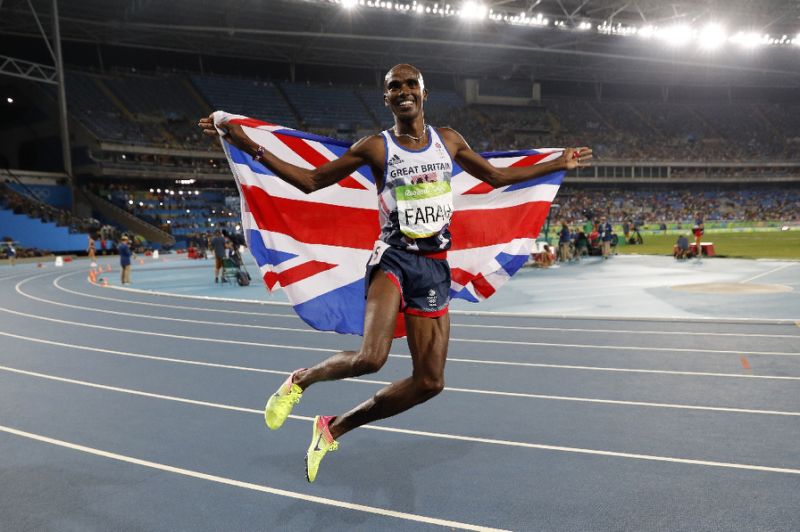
[423,88,429,101]
[384,93,389,107]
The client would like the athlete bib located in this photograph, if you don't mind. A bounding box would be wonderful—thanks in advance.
[378,126,454,251]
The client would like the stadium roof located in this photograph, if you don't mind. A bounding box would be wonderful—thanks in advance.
[2,0,800,86]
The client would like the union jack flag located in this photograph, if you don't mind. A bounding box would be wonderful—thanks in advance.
[217,113,564,336]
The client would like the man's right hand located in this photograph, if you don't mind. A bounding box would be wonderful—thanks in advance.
[197,113,253,152]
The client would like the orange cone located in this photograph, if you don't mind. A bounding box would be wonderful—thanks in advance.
[89,271,96,283]
[106,264,111,272]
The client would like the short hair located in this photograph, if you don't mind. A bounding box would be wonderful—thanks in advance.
[384,64,425,91]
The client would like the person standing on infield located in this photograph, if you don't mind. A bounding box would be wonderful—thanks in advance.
[199,64,592,482]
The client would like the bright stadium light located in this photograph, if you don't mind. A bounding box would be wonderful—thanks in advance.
[698,23,726,50]
[460,1,486,20]
[341,0,357,8]
[6,97,13,104]
[659,24,693,47]
[637,25,656,39]
[729,31,766,49]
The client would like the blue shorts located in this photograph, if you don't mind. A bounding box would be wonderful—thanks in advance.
[365,246,450,317]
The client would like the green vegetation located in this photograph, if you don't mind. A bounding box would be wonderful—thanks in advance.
[616,231,800,260]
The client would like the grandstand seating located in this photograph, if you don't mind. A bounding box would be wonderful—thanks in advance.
[280,83,374,129]
[191,75,299,128]
[100,187,241,242]
[50,70,800,161]
[556,186,800,225]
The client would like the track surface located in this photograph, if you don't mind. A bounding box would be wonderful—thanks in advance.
[1,262,799,531]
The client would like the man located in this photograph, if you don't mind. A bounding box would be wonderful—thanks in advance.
[198,64,592,482]
[118,235,133,284]
[599,216,613,259]
[558,221,572,262]
[692,212,705,258]
[674,234,690,259]
[209,229,228,282]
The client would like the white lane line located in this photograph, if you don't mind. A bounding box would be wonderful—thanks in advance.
[740,263,797,284]
[54,268,800,324]
[3,303,800,362]
[0,426,505,532]
[448,337,800,357]
[51,273,800,340]
[13,280,800,358]
[53,274,298,319]
[18,279,333,336]
[4,329,800,384]
[4,332,799,416]
[2,365,800,477]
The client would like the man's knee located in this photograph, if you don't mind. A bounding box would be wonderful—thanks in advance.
[415,374,445,399]
[353,348,388,375]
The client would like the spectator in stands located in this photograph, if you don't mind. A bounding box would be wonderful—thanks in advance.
[674,234,690,259]
[209,229,228,283]
[118,235,134,284]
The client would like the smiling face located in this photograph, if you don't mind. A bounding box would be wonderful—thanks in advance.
[383,64,427,121]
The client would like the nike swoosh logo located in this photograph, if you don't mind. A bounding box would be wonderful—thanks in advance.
[313,434,324,452]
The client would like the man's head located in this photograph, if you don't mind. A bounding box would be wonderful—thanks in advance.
[383,64,427,120]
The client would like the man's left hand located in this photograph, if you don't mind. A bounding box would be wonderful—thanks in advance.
[562,147,593,170]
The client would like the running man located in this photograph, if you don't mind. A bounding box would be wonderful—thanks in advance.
[198,64,592,482]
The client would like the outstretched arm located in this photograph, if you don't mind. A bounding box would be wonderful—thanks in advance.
[438,127,592,188]
[198,113,380,194]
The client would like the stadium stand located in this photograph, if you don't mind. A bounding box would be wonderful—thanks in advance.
[191,75,299,129]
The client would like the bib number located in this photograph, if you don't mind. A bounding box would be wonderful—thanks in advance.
[396,181,453,239]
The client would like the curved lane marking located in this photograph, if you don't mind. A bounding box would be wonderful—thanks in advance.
[2,365,800,476]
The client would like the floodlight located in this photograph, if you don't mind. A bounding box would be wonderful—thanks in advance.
[729,31,764,49]
[341,0,357,8]
[637,25,655,39]
[698,23,726,50]
[6,97,13,104]
[659,24,692,47]
[460,1,486,20]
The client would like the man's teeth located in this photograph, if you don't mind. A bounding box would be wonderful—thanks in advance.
[399,101,413,108]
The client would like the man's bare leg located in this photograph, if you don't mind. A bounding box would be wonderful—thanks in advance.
[293,271,401,389]
[327,310,450,440]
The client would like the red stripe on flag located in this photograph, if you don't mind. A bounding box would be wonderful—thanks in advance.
[275,133,365,190]
[277,133,331,168]
[264,271,279,290]
[230,117,275,128]
[337,176,368,190]
[241,185,379,249]
[462,154,552,195]
[450,267,476,286]
[470,273,496,298]
[449,201,551,250]
[277,260,337,287]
